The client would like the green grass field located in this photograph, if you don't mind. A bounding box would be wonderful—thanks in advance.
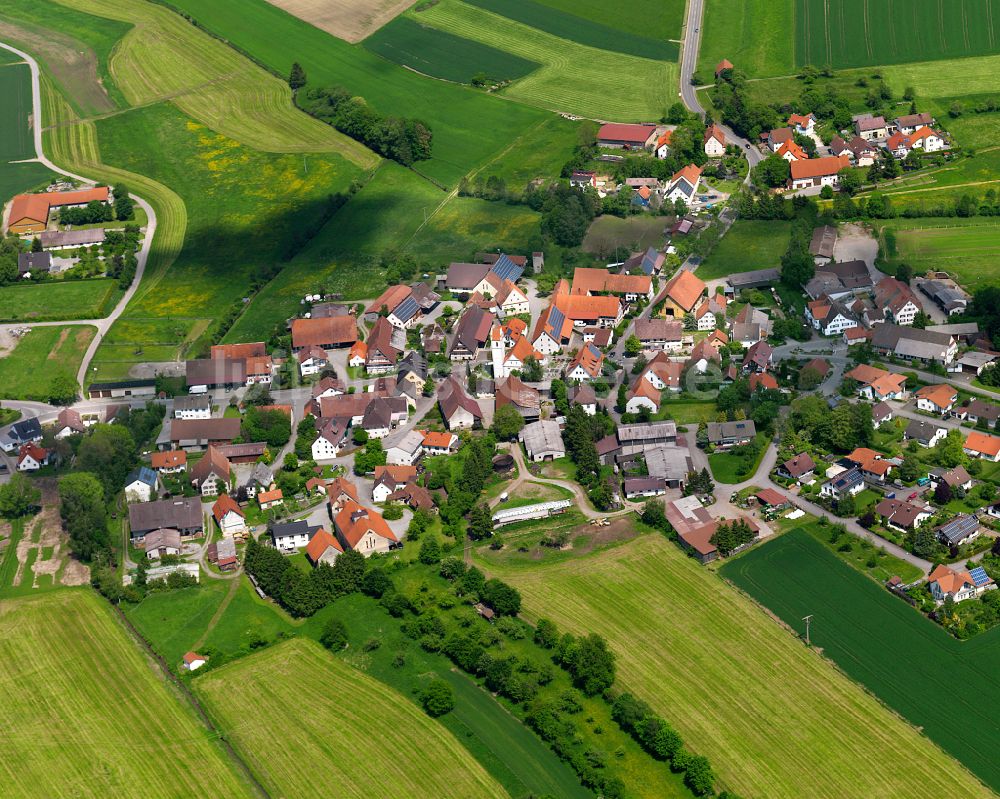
[0,325,94,400]
[363,16,541,83]
[797,0,1000,70]
[531,0,684,41]
[483,533,993,798]
[697,0,794,78]
[796,518,926,583]
[0,61,35,162]
[482,114,581,186]
[0,591,254,798]
[158,0,548,188]
[722,527,1000,793]
[462,0,678,60]
[415,0,674,120]
[196,638,509,799]
[878,216,1000,290]
[0,279,121,322]
[697,220,791,281]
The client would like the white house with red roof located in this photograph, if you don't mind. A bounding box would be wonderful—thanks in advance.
[17,443,49,471]
[665,164,702,204]
[886,127,945,159]
[703,124,726,157]
[788,112,816,135]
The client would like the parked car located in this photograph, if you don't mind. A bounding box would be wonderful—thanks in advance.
[909,492,918,500]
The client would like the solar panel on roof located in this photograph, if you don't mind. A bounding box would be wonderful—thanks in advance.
[393,297,419,322]
[970,567,991,587]
[490,254,523,283]
[548,305,565,333]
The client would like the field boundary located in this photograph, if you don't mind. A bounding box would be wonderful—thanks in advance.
[110,599,272,799]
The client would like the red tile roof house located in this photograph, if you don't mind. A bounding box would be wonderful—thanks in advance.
[182,651,207,671]
[306,528,343,566]
[777,453,816,482]
[333,500,399,556]
[915,384,958,415]
[212,494,246,536]
[964,431,1000,462]
[787,154,851,190]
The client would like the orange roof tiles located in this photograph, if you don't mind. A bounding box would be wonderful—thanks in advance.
[291,316,357,349]
[258,488,283,504]
[211,342,266,360]
[790,154,851,180]
[671,164,703,187]
[571,267,651,297]
[422,431,457,450]
[9,187,110,227]
[929,564,974,595]
[306,528,342,561]
[749,372,778,391]
[663,269,706,312]
[916,384,957,410]
[151,450,186,469]
[965,431,1000,458]
[334,500,398,548]
[568,344,604,378]
[212,494,244,523]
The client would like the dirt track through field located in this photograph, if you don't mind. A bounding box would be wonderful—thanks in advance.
[264,0,417,42]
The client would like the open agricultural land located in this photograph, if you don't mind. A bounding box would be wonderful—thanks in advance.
[0,52,54,197]
[482,533,995,799]
[696,0,794,79]
[161,0,550,188]
[878,217,1000,290]
[0,591,254,798]
[0,325,94,401]
[723,528,1000,793]
[196,638,509,799]
[0,278,121,322]
[263,0,417,43]
[402,0,674,120]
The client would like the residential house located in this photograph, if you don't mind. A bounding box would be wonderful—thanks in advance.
[124,466,159,503]
[570,170,597,188]
[777,453,816,482]
[887,127,945,159]
[964,431,1000,461]
[789,112,816,134]
[958,399,1000,426]
[144,528,181,561]
[665,164,702,205]
[622,247,665,276]
[422,323,446,355]
[520,420,565,462]
[916,384,958,415]
[54,408,85,439]
[928,564,995,603]
[386,483,435,512]
[777,139,808,162]
[446,263,493,296]
[568,384,598,415]
[312,418,348,461]
[694,293,728,331]
[660,269,706,318]
[871,401,894,428]
[929,465,973,493]
[654,130,673,159]
[173,394,212,420]
[449,304,495,361]
[566,343,604,382]
[16,443,49,472]
[742,340,773,373]
[551,281,623,328]
[385,428,424,466]
[845,447,894,484]
[151,450,187,474]
[872,277,922,325]
[875,497,932,533]
[271,520,314,552]
[845,365,908,401]
[634,318,684,351]
[494,279,530,317]
[297,346,330,377]
[830,135,878,166]
[788,155,851,190]
[820,467,864,500]
[190,445,232,497]
[571,267,653,302]
[306,529,343,566]
[128,497,202,540]
[258,488,284,511]
[364,317,403,374]
[531,304,573,355]
[438,375,482,430]
[422,431,458,455]
[895,112,934,134]
[706,420,756,448]
[703,124,726,156]
[806,297,859,336]
[311,375,346,400]
[938,514,981,549]
[854,114,888,141]
[333,500,399,556]
[627,353,682,413]
[905,418,946,447]
[495,375,541,421]
[326,477,361,517]
[686,337,722,374]
[212,494,246,536]
[749,372,779,392]
[765,127,794,151]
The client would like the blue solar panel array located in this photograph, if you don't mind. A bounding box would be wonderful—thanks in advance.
[393,296,419,323]
[490,253,524,283]
[970,566,991,587]
[548,305,565,334]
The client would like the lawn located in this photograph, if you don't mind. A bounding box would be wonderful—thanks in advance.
[86,102,362,380]
[477,114,581,187]
[583,215,668,260]
[155,0,549,188]
[708,435,770,484]
[484,533,995,798]
[658,398,719,425]
[0,325,94,401]
[796,0,1000,70]
[462,0,678,60]
[697,0,794,79]
[0,590,254,798]
[363,15,541,83]
[415,0,675,121]
[0,278,121,322]
[195,638,509,799]
[697,220,791,281]
[796,518,925,584]
[722,527,1000,793]
[878,216,1000,290]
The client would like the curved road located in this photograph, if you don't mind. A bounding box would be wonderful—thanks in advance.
[678,0,764,176]
[0,41,157,388]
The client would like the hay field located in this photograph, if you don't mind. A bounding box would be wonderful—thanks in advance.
[0,325,95,401]
[696,0,794,78]
[724,528,1000,792]
[880,217,1000,290]
[483,533,994,799]
[266,0,416,43]
[0,591,253,798]
[51,0,377,166]
[196,638,510,799]
[0,61,35,162]
[415,0,674,120]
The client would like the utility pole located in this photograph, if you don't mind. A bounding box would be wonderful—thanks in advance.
[803,614,813,646]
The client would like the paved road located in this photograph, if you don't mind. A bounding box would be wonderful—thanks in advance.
[0,41,157,389]
[678,0,763,178]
